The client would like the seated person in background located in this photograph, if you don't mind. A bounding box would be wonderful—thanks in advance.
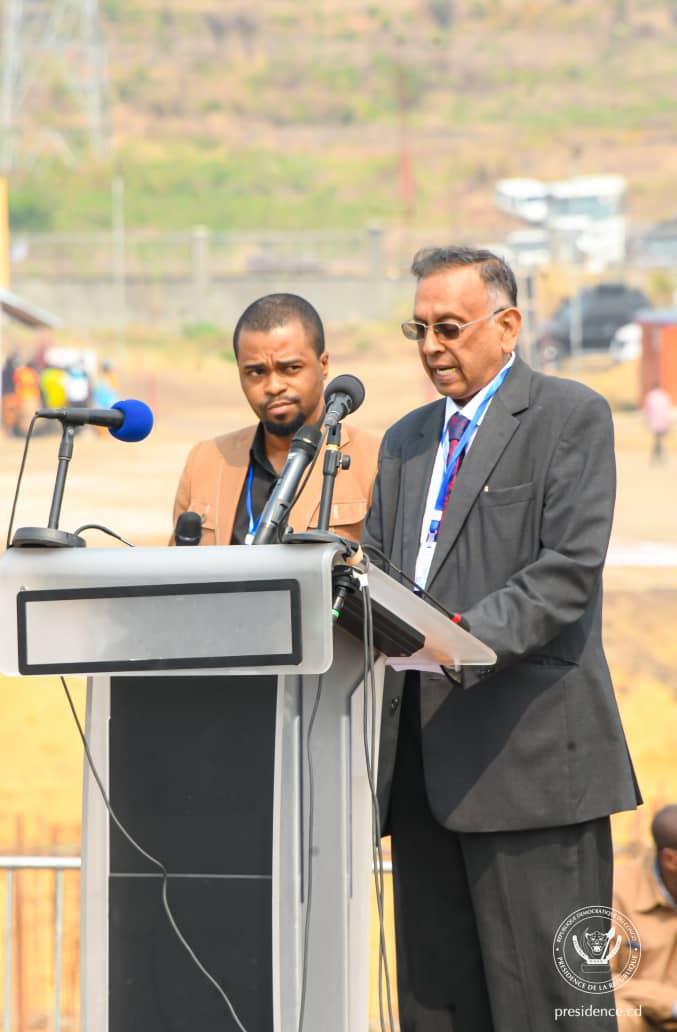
[613,805,677,1031]
[172,293,379,545]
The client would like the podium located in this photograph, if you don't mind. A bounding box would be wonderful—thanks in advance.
[0,541,495,1032]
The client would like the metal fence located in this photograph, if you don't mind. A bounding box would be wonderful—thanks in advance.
[8,223,672,331]
[11,223,674,287]
[0,856,81,1032]
[11,226,391,283]
[8,225,550,330]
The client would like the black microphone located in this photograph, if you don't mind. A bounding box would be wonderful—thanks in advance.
[174,511,203,546]
[323,375,365,429]
[36,399,154,442]
[37,406,124,427]
[253,425,323,545]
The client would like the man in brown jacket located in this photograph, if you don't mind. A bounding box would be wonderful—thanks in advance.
[172,293,379,544]
[613,805,677,1031]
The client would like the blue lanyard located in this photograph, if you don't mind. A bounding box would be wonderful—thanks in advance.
[427,361,512,542]
[244,463,259,544]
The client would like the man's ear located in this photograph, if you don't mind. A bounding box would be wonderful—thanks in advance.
[499,307,522,353]
[320,351,329,379]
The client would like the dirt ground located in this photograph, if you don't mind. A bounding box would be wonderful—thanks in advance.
[0,343,675,1029]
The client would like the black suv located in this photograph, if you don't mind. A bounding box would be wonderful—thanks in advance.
[535,283,651,361]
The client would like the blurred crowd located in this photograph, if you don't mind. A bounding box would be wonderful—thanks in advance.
[1,337,118,437]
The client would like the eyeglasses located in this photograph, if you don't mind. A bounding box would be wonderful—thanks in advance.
[401,307,508,343]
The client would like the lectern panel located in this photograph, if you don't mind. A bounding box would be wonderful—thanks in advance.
[109,876,272,1032]
[17,580,301,674]
[109,675,276,876]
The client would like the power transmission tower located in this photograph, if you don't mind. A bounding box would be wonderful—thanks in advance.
[1,0,108,172]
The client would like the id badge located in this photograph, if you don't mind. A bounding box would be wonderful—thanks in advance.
[426,510,443,544]
[415,539,437,591]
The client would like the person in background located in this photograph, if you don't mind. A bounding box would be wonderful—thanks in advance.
[612,805,677,1032]
[172,293,379,545]
[65,360,90,410]
[1,351,20,436]
[643,385,672,464]
[92,358,120,410]
[40,363,68,409]
[13,361,41,436]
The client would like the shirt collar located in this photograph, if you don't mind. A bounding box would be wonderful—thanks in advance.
[250,423,278,477]
[444,351,515,425]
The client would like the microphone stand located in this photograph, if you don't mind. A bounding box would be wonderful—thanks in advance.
[12,422,86,548]
[317,422,351,531]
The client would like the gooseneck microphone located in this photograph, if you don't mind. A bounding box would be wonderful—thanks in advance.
[174,511,203,546]
[323,375,365,428]
[253,425,323,545]
[10,398,155,549]
[36,399,154,442]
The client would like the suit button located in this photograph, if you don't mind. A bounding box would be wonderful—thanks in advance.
[390,696,400,714]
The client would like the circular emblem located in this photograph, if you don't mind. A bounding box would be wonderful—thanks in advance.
[552,905,641,995]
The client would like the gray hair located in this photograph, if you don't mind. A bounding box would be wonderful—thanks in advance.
[411,245,518,307]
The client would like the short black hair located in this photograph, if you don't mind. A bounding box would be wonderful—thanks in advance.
[233,293,325,357]
[651,804,677,851]
[411,245,518,307]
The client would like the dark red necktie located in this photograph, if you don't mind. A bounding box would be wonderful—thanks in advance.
[441,412,470,516]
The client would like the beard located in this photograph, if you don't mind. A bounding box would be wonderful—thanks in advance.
[262,410,307,437]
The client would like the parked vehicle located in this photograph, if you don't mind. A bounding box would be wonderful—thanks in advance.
[535,283,651,361]
[609,322,642,363]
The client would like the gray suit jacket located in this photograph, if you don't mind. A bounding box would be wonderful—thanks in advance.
[364,354,641,833]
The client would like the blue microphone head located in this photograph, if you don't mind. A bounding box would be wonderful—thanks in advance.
[109,399,154,442]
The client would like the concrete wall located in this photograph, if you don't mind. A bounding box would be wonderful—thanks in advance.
[12,275,412,329]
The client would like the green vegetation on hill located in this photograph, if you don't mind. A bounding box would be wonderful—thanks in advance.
[5,0,677,232]
[9,146,407,231]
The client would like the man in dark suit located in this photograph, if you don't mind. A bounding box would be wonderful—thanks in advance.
[363,246,641,1032]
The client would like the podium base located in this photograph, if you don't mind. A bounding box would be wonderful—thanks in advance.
[11,526,86,548]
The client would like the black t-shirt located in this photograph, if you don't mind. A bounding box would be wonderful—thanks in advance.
[230,424,278,545]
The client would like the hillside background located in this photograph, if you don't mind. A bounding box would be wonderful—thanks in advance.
[6,0,677,235]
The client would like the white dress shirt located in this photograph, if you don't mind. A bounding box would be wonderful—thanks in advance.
[414,353,515,590]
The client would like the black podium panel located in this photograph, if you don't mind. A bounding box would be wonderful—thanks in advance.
[108,675,277,1032]
[109,875,273,1032]
[109,675,277,874]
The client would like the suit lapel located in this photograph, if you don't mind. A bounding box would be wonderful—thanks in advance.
[401,400,446,580]
[426,355,532,590]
